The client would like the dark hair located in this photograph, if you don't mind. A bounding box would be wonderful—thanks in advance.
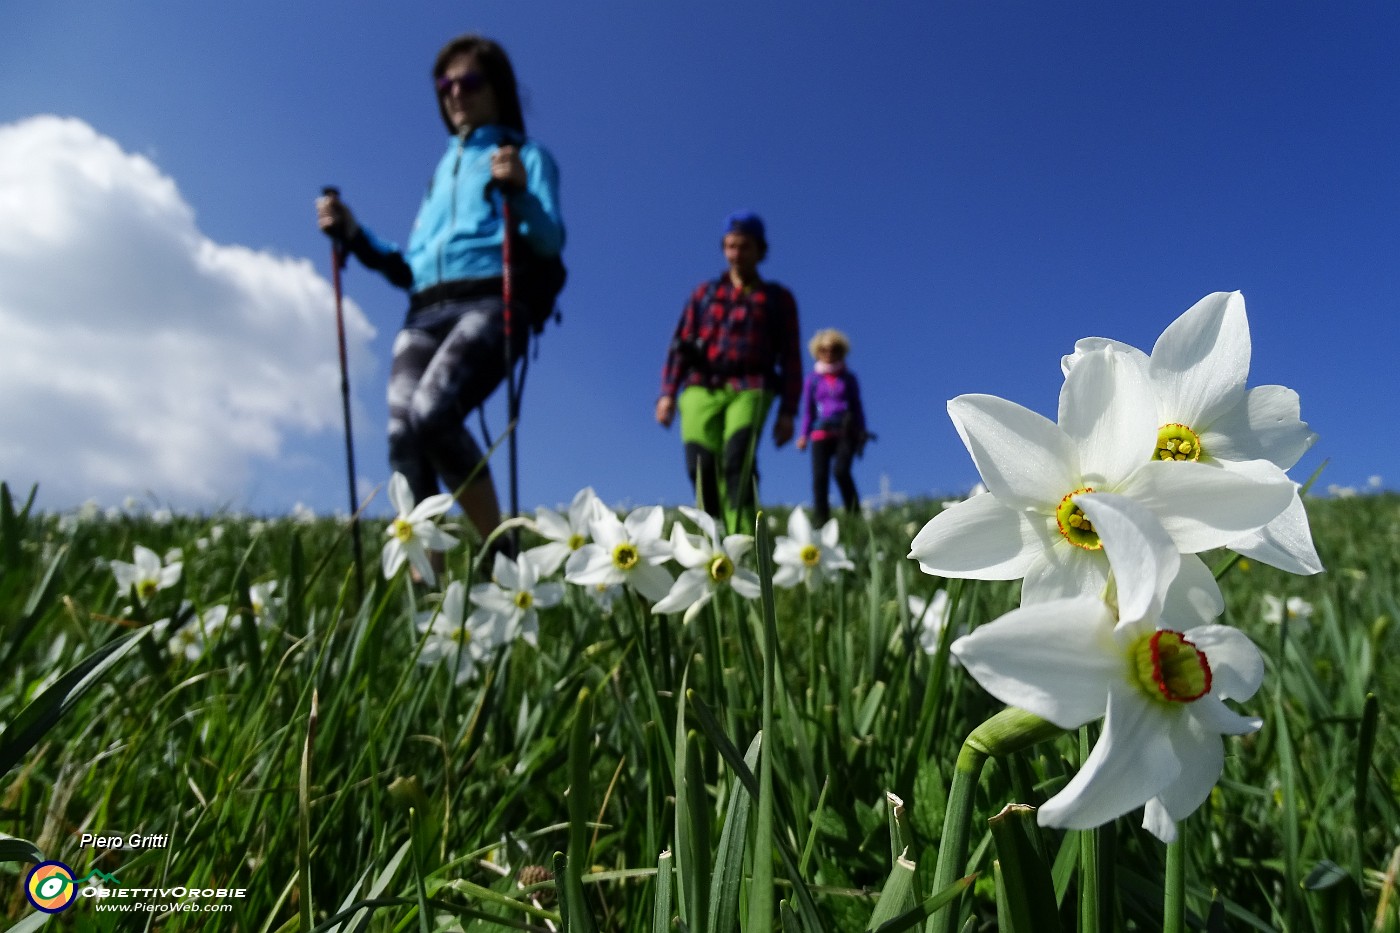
[432,34,526,136]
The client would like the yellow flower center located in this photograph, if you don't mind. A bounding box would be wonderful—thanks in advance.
[391,517,415,543]
[800,544,821,567]
[612,542,640,571]
[1155,423,1202,462]
[1132,630,1212,703]
[709,554,734,583]
[567,533,586,550]
[514,591,534,611]
[138,579,159,599]
[450,626,472,645]
[1054,487,1101,550]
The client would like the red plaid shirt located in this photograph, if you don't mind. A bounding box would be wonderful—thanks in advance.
[659,276,803,416]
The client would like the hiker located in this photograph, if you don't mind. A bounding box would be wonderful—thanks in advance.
[795,328,869,525]
[316,34,563,548]
[655,212,803,534]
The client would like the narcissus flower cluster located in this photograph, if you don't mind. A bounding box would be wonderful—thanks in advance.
[910,291,1320,842]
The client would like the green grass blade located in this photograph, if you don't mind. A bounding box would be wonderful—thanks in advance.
[708,731,762,933]
[0,625,149,777]
[867,851,918,929]
[566,687,599,933]
[653,848,675,932]
[988,804,1060,933]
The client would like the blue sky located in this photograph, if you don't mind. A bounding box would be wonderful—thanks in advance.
[2,3,1396,517]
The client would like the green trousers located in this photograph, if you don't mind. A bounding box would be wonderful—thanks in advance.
[678,385,773,535]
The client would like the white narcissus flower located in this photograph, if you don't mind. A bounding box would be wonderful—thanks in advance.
[527,487,609,576]
[469,551,563,647]
[911,590,965,663]
[416,581,508,685]
[951,493,1264,844]
[910,345,1295,605]
[381,473,457,587]
[1063,292,1321,575]
[772,508,854,589]
[167,604,229,662]
[111,544,182,601]
[653,506,762,623]
[249,581,278,620]
[1260,594,1314,626]
[565,505,674,602]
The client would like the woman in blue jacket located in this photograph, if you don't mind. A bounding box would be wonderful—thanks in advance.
[317,34,563,547]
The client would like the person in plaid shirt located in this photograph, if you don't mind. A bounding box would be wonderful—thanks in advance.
[656,212,803,534]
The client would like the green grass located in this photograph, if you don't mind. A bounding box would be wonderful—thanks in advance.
[1,485,1397,931]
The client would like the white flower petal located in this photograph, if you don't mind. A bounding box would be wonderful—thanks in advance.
[589,511,626,549]
[1117,460,1293,552]
[948,395,1080,510]
[565,547,622,586]
[1161,554,1225,628]
[534,582,564,609]
[525,542,569,577]
[388,473,414,516]
[493,553,521,591]
[1020,549,1107,611]
[653,569,709,615]
[628,561,675,602]
[625,505,666,543]
[910,494,1046,580]
[1058,347,1158,486]
[772,564,802,589]
[1152,712,1225,828]
[787,507,814,543]
[950,597,1119,728]
[730,569,762,599]
[1037,684,1180,830]
[1150,291,1250,429]
[1142,798,1177,843]
[1061,336,1150,377]
[1205,384,1316,470]
[382,541,406,580]
[670,525,710,569]
[1225,492,1323,575]
[1076,493,1179,624]
[1182,625,1264,701]
[534,506,571,542]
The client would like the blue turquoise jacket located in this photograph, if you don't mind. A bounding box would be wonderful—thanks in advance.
[348,125,563,292]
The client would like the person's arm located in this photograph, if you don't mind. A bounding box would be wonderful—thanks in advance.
[507,143,565,257]
[774,288,804,420]
[796,372,816,449]
[847,371,867,439]
[658,286,702,426]
[316,194,414,290]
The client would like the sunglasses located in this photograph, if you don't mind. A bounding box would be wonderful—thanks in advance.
[435,72,486,95]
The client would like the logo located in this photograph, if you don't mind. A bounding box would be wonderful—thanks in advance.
[24,861,121,913]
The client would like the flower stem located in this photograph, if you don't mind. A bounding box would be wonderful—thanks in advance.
[1163,817,1186,933]
[1079,727,1101,932]
[927,707,1065,933]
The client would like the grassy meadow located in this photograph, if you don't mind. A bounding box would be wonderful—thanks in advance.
[1,482,1396,931]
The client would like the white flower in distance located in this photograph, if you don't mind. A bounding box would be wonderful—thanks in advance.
[167,603,229,662]
[772,508,854,589]
[912,590,965,663]
[111,544,182,601]
[910,345,1295,605]
[381,473,457,587]
[469,551,563,647]
[951,494,1264,843]
[1064,292,1321,575]
[527,487,609,576]
[249,580,279,620]
[1260,594,1314,626]
[565,505,674,602]
[417,581,507,685]
[653,506,762,623]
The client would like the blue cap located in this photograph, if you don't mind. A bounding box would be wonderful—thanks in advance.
[723,210,767,247]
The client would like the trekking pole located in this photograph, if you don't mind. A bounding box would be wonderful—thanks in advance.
[499,191,522,555]
[322,186,366,599]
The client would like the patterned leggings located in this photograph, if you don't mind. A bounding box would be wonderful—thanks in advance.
[386,296,527,504]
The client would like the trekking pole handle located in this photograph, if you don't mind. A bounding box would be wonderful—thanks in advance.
[320,186,349,269]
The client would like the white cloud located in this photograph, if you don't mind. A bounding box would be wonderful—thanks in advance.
[0,116,376,509]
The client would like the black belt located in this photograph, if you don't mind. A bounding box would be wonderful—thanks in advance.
[408,277,504,313]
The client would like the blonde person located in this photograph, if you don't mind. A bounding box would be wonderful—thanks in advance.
[796,329,868,525]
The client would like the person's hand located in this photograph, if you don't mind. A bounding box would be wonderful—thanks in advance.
[316,193,358,242]
[655,396,675,428]
[773,413,794,448]
[492,145,527,190]
[795,435,808,451]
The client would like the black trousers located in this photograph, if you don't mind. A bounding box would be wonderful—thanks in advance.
[810,435,859,525]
